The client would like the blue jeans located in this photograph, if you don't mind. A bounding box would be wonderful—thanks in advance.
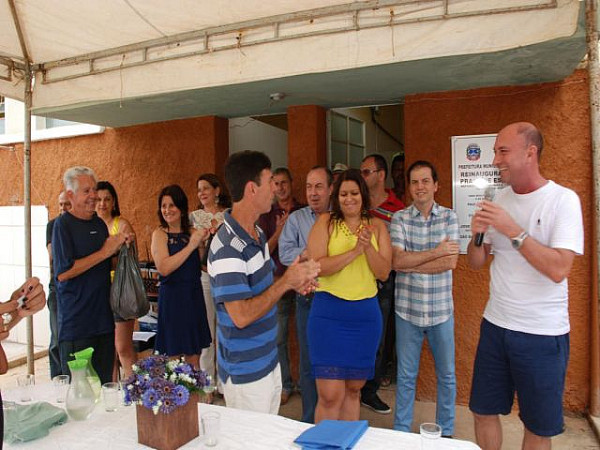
[394,315,456,436]
[296,293,317,423]
[47,287,62,378]
[361,273,394,398]
[277,290,296,393]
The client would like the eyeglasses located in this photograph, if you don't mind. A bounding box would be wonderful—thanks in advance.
[360,168,381,177]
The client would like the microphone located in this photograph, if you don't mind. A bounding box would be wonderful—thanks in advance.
[474,186,495,247]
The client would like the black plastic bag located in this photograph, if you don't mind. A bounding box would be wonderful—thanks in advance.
[110,242,150,320]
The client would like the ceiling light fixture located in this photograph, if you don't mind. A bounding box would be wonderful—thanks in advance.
[269,92,286,102]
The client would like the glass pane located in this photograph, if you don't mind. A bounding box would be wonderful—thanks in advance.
[348,145,364,169]
[331,141,347,167]
[348,118,363,146]
[46,117,79,128]
[331,113,347,142]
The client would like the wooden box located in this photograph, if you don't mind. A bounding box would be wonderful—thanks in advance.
[136,393,199,450]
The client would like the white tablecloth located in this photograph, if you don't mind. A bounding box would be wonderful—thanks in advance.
[4,384,480,449]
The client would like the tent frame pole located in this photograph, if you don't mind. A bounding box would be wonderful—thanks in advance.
[23,64,33,375]
[586,0,600,418]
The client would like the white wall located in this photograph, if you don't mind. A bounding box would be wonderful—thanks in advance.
[0,206,50,346]
[229,117,288,168]
[5,98,47,134]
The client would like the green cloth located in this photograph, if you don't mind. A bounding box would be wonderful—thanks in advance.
[4,402,68,444]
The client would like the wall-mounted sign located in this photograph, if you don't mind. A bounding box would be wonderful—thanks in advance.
[451,134,505,253]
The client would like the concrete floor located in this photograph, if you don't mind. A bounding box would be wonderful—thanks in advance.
[3,344,599,449]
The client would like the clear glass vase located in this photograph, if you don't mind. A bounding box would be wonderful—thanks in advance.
[65,359,96,421]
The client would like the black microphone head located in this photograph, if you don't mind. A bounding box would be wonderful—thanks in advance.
[484,186,495,201]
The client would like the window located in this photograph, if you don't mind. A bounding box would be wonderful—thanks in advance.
[0,98,103,145]
[329,111,365,168]
[45,117,79,128]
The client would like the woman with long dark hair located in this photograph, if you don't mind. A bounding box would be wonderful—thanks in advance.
[96,181,137,380]
[307,169,391,422]
[151,184,211,368]
[189,173,231,392]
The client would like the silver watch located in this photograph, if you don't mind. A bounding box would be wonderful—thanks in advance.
[511,231,529,250]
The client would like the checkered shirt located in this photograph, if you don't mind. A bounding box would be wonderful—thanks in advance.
[391,203,458,327]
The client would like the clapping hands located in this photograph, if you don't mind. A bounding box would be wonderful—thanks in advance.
[355,224,374,253]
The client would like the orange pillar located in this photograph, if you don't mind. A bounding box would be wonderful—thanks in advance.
[287,105,327,202]
[204,116,229,177]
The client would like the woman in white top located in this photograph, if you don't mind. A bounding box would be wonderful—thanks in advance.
[189,173,231,392]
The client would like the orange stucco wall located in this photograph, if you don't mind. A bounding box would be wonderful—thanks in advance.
[0,116,229,257]
[403,69,593,412]
[287,105,327,203]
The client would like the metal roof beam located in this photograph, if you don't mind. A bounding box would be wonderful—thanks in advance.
[38,0,559,84]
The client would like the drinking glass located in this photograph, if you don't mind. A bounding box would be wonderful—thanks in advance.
[420,422,442,449]
[102,382,120,412]
[17,374,35,402]
[201,411,220,447]
[53,374,70,403]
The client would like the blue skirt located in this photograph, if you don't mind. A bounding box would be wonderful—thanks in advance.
[307,291,382,380]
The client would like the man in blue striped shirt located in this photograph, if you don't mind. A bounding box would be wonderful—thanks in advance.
[391,160,459,437]
[208,151,320,414]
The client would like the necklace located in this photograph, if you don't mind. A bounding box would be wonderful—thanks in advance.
[340,219,363,236]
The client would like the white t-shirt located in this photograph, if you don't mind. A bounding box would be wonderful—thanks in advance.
[483,181,583,335]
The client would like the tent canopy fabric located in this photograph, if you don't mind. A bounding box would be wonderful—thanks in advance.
[0,0,587,126]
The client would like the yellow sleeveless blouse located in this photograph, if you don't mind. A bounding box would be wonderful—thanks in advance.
[110,216,120,236]
[317,219,378,301]
[109,216,120,282]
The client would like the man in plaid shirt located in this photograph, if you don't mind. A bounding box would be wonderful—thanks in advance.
[390,160,459,437]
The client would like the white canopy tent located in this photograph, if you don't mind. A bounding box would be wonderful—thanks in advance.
[0,0,587,126]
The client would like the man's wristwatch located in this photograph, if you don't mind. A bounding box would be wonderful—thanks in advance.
[511,231,529,250]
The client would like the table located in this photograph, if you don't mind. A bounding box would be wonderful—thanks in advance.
[4,384,480,449]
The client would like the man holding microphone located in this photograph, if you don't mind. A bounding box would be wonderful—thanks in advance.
[468,122,583,450]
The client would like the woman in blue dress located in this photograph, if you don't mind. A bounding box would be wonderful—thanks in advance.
[151,184,211,369]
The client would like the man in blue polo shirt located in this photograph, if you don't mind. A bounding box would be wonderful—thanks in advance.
[53,166,128,384]
[208,151,320,414]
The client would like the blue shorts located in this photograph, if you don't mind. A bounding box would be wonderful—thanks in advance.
[469,319,569,437]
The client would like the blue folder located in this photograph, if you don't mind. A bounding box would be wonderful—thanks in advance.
[294,420,369,450]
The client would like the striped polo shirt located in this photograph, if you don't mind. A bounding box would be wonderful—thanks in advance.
[371,188,405,227]
[207,211,277,384]
[391,203,458,327]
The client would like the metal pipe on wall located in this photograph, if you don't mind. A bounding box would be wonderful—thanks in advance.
[586,0,600,417]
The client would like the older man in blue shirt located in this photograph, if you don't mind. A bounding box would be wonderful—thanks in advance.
[279,165,333,423]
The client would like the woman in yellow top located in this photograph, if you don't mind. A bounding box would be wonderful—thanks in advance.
[307,169,391,423]
[96,181,136,380]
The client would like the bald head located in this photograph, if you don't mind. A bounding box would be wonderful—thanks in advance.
[500,122,544,159]
[58,191,71,215]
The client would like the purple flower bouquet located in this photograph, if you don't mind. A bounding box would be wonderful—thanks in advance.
[123,353,211,415]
